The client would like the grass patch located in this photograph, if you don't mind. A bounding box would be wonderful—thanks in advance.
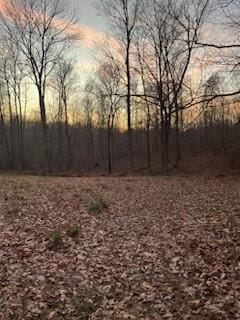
[88,196,108,214]
[67,225,79,238]
[48,229,63,249]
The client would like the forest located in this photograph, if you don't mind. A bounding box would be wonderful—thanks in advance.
[0,0,240,175]
[1,1,240,319]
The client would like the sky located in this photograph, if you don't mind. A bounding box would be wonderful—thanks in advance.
[73,0,106,32]
[0,0,237,93]
[0,0,109,67]
[0,0,110,108]
[69,0,109,68]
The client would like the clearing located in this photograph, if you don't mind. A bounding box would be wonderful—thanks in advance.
[0,175,240,319]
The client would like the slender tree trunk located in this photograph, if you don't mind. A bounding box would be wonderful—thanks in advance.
[221,108,226,156]
[155,109,160,152]
[160,112,170,175]
[13,82,21,169]
[204,111,209,155]
[0,99,10,167]
[160,113,167,174]
[126,38,133,172]
[146,113,151,174]
[88,120,95,170]
[17,84,25,170]
[175,104,182,167]
[63,94,73,170]
[107,116,112,174]
[138,54,152,174]
[6,83,14,169]
[38,88,51,172]
[57,98,64,171]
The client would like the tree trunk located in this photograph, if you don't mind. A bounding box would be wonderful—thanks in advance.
[126,38,133,173]
[88,121,95,170]
[0,101,10,168]
[13,82,21,170]
[57,98,64,171]
[146,114,151,174]
[7,83,14,169]
[38,89,51,172]
[107,116,112,174]
[17,84,25,170]
[175,104,182,167]
[160,114,170,175]
[63,94,73,170]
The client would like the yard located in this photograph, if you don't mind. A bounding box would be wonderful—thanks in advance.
[0,175,239,319]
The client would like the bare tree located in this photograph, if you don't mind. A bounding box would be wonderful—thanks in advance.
[0,52,15,169]
[135,35,154,173]
[0,41,26,169]
[6,41,26,170]
[96,0,142,172]
[135,0,210,173]
[0,0,76,171]
[0,80,10,167]
[95,61,123,174]
[53,59,75,170]
[82,81,96,170]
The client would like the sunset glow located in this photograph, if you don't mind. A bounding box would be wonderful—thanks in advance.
[0,0,107,47]
[0,3,240,316]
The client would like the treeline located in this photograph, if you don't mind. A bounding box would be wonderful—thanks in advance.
[0,97,240,174]
[0,0,240,174]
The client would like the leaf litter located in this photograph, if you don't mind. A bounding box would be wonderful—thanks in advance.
[0,175,240,319]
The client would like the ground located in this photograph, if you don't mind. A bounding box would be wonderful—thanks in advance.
[0,175,240,320]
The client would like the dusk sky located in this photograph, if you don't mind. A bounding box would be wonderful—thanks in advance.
[0,1,239,316]
[69,1,109,68]
[74,1,106,31]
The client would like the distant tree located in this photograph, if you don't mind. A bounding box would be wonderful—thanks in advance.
[0,49,15,168]
[95,61,123,174]
[96,0,142,172]
[134,36,153,173]
[53,59,75,170]
[0,79,10,166]
[82,81,96,169]
[0,0,76,171]
[135,0,210,173]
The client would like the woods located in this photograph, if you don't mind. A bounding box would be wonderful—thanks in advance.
[0,0,240,174]
[1,2,240,319]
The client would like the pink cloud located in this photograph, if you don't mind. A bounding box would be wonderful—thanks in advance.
[0,0,108,47]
